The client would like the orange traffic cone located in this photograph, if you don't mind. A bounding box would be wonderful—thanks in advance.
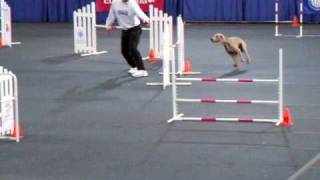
[281,107,293,127]
[183,60,192,72]
[292,16,300,28]
[12,123,24,139]
[0,36,3,48]
[148,49,157,63]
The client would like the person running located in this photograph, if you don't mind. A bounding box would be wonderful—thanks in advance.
[105,0,149,77]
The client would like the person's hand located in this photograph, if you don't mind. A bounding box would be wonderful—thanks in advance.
[142,20,150,28]
[106,26,114,33]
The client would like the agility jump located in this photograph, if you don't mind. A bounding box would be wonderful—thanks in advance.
[275,0,320,38]
[0,66,21,142]
[0,0,20,47]
[167,48,292,126]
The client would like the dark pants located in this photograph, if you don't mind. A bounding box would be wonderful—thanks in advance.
[121,26,145,70]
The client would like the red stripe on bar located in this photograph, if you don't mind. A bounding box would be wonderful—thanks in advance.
[237,100,252,104]
[239,118,254,123]
[238,79,253,82]
[201,118,217,122]
[202,78,216,82]
[201,99,216,103]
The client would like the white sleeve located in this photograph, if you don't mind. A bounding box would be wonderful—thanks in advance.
[105,5,116,28]
[130,0,149,23]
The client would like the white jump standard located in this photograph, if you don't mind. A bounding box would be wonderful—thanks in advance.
[74,2,108,56]
[168,49,286,126]
[0,0,20,47]
[0,66,20,142]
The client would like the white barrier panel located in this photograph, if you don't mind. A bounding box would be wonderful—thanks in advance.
[0,66,20,142]
[74,2,107,56]
[168,48,287,126]
[0,0,20,47]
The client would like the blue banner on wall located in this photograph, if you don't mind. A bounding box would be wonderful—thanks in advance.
[304,0,320,14]
[5,0,320,23]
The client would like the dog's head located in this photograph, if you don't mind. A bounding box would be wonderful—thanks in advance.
[210,33,225,43]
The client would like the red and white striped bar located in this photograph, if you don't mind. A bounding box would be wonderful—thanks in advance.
[176,117,279,124]
[176,98,279,104]
[177,77,278,83]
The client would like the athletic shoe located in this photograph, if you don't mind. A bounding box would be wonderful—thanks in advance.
[128,67,138,74]
[132,70,148,77]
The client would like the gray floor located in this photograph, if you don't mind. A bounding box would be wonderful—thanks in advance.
[0,23,320,180]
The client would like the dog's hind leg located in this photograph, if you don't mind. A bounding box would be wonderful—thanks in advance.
[240,43,251,64]
[241,47,251,64]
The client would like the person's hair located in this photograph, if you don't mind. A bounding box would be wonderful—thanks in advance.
[122,0,129,2]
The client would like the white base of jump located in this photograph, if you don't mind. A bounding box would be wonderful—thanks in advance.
[276,34,320,38]
[159,71,202,75]
[146,82,192,86]
[168,115,279,124]
[10,42,21,45]
[80,50,108,57]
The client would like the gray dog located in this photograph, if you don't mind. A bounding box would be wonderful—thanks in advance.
[210,33,251,70]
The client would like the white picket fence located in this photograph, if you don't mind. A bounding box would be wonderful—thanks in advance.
[0,0,20,47]
[73,2,108,56]
[0,66,20,142]
[146,5,173,60]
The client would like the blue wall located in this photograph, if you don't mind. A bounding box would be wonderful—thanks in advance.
[5,0,320,23]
